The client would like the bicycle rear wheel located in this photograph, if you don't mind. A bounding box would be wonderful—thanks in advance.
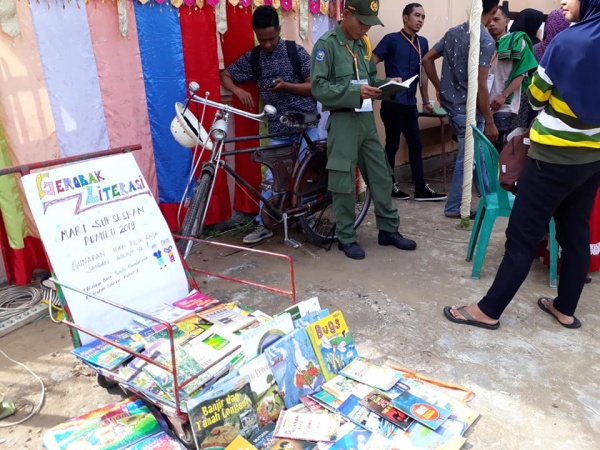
[177,171,213,255]
[295,151,371,244]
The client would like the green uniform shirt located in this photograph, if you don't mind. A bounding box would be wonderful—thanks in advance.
[310,23,387,110]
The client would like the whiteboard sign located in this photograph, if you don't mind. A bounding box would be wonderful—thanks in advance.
[22,153,188,344]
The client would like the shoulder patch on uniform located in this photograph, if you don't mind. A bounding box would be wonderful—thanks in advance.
[315,49,326,62]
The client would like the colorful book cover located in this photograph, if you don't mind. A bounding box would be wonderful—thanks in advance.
[276,297,321,321]
[390,390,451,430]
[71,339,143,371]
[264,328,325,409]
[247,422,317,450]
[187,378,260,449]
[184,326,242,372]
[339,357,402,391]
[199,304,258,333]
[272,410,340,442]
[142,340,208,400]
[225,435,258,450]
[321,374,373,403]
[307,390,344,413]
[172,289,221,311]
[305,310,358,381]
[240,313,294,360]
[359,390,413,430]
[174,315,212,337]
[292,308,330,330]
[134,303,194,328]
[123,430,187,449]
[132,323,192,347]
[336,394,401,440]
[238,353,285,426]
[328,424,371,450]
[42,398,163,450]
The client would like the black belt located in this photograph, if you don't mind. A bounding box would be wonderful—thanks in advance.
[329,108,354,115]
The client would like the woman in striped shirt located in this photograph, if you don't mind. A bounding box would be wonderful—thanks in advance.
[444,0,600,330]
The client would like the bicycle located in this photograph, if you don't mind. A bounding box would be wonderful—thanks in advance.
[170,82,372,258]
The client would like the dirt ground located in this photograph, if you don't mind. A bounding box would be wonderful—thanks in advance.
[1,182,599,449]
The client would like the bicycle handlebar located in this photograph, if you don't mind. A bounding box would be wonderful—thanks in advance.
[188,81,276,122]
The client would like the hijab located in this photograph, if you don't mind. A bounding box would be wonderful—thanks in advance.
[533,9,570,61]
[542,0,600,124]
[510,8,545,45]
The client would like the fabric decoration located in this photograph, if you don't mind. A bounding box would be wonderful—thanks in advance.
[30,2,110,156]
[221,1,262,214]
[272,0,281,9]
[0,0,20,38]
[320,0,328,15]
[293,0,300,12]
[264,0,273,6]
[300,0,309,39]
[309,0,320,14]
[215,0,228,34]
[240,0,252,6]
[196,0,205,8]
[229,0,241,7]
[117,0,128,38]
[179,4,232,225]
[172,0,185,7]
[281,0,293,11]
[207,0,220,7]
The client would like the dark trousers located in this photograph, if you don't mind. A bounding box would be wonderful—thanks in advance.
[493,111,513,153]
[380,102,425,189]
[478,157,600,320]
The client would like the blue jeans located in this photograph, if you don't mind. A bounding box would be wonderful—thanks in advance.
[445,114,489,215]
[256,127,321,225]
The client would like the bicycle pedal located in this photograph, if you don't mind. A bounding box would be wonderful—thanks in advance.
[284,238,302,249]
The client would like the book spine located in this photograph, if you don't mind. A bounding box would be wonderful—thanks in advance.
[306,325,334,382]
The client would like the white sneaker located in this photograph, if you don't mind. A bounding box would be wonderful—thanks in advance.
[243,225,274,244]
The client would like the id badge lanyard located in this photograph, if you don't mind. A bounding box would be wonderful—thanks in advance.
[345,43,373,112]
[400,30,422,86]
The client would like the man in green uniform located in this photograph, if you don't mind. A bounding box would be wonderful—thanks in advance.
[310,0,417,260]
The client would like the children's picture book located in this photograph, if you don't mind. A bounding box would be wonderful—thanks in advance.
[199,304,258,333]
[276,297,321,321]
[321,374,373,403]
[247,422,317,450]
[71,339,143,371]
[307,390,344,413]
[339,357,402,391]
[237,353,285,426]
[272,410,340,443]
[292,308,329,330]
[240,313,294,360]
[185,326,242,371]
[375,74,419,101]
[390,390,451,431]
[305,310,358,381]
[359,390,413,430]
[123,430,187,449]
[187,377,260,449]
[172,289,221,312]
[225,435,258,450]
[336,394,401,440]
[42,397,164,450]
[264,328,325,409]
[174,315,212,337]
[133,323,193,347]
[141,340,208,400]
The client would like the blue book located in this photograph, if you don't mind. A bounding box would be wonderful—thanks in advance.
[391,390,452,430]
[264,328,325,409]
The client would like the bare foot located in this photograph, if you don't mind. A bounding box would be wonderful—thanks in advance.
[539,298,575,326]
[448,304,499,326]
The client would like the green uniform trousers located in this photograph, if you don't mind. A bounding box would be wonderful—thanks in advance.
[326,111,400,244]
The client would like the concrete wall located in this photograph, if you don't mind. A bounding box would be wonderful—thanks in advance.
[370,0,562,170]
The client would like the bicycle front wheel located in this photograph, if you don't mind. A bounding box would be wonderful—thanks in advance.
[177,171,213,255]
[295,152,371,244]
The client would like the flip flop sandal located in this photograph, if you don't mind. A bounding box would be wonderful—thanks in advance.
[443,306,500,330]
[0,399,16,420]
[537,298,581,329]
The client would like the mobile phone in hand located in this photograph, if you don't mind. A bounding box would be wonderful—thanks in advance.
[265,80,277,88]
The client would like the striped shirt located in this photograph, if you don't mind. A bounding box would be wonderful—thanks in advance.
[527,65,600,164]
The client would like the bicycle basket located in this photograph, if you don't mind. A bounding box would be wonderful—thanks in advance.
[171,102,213,150]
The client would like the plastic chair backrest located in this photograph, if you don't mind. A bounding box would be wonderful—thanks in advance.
[471,125,513,210]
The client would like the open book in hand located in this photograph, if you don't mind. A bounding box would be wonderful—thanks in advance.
[376,74,419,101]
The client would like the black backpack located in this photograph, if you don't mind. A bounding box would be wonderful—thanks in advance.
[250,40,304,83]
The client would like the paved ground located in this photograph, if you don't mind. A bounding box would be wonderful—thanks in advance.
[1,181,599,449]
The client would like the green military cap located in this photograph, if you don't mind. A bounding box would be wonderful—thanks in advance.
[345,0,384,27]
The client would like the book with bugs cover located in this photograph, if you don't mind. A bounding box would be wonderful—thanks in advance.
[305,310,358,381]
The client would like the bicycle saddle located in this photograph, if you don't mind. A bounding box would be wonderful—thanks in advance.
[280,111,321,125]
